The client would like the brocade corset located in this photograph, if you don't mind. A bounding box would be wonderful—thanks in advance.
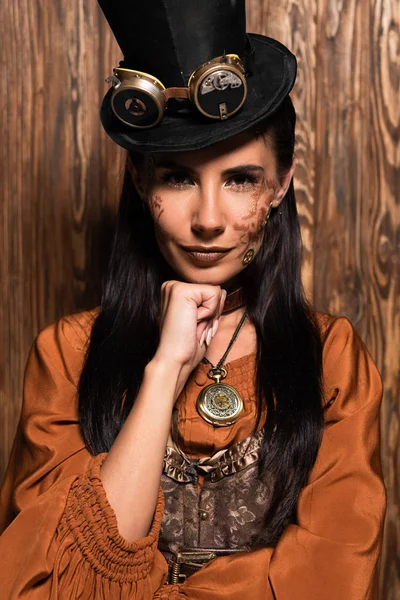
[158,427,272,554]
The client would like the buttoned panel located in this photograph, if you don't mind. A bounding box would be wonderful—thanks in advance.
[159,429,273,553]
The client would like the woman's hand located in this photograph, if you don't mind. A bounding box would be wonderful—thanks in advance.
[152,281,226,399]
[101,281,225,541]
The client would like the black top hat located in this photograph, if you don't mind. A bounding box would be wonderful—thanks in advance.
[98,0,297,153]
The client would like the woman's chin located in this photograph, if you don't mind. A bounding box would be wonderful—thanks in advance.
[175,267,244,287]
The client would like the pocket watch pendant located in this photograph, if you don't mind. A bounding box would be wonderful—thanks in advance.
[196,367,244,427]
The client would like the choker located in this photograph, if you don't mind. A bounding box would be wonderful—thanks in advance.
[222,287,245,315]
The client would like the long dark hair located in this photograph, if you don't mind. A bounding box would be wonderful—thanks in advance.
[78,96,324,546]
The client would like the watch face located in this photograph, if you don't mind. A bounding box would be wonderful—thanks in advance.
[197,383,244,426]
[112,87,163,128]
[195,68,247,119]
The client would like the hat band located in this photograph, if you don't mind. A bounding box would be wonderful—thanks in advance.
[105,54,248,129]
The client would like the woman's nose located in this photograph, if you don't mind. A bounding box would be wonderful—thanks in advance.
[191,183,225,237]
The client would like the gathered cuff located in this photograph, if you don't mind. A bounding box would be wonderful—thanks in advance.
[154,584,181,599]
[62,452,165,583]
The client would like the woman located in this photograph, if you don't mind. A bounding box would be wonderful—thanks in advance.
[0,0,386,598]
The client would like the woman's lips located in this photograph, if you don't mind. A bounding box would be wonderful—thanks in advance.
[182,249,231,264]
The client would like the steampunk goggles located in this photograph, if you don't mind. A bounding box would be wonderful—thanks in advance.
[105,53,248,129]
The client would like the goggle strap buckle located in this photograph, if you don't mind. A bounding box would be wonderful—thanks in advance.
[105,74,121,89]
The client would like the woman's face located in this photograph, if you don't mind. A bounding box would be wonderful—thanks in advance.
[134,132,294,287]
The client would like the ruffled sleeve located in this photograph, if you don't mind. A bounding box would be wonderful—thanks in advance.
[0,312,174,599]
[173,316,386,600]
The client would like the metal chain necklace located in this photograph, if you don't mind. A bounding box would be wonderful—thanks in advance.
[196,310,248,427]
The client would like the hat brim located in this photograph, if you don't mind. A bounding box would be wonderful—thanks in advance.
[99,34,297,154]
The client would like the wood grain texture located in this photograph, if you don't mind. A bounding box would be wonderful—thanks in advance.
[248,1,399,594]
[1,0,399,597]
[370,2,400,597]
[0,0,124,478]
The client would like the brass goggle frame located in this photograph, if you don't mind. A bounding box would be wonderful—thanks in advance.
[105,54,247,129]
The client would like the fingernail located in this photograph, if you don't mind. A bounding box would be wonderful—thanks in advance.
[212,318,219,337]
[219,291,227,316]
[200,329,207,346]
[206,327,212,346]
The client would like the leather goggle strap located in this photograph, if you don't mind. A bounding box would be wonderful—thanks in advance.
[163,87,190,100]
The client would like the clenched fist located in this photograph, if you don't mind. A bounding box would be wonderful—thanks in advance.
[153,281,226,399]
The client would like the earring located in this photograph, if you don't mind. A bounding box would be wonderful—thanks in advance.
[242,249,254,265]
[262,205,273,228]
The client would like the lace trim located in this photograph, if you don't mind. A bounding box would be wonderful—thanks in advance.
[163,427,265,483]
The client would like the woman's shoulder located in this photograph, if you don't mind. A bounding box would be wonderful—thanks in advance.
[34,307,100,356]
[314,310,372,358]
[19,309,101,418]
[314,311,382,414]
[315,310,354,341]
[315,310,374,368]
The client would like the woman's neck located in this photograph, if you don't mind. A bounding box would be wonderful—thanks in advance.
[204,307,255,365]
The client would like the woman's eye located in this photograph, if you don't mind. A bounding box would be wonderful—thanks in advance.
[227,174,259,188]
[159,172,194,187]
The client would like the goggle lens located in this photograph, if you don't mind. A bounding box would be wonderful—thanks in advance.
[193,68,246,120]
[112,88,164,128]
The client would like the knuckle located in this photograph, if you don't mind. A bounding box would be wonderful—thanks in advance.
[162,280,176,292]
[208,284,221,296]
[170,281,184,293]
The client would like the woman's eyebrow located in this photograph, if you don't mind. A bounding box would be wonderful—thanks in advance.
[155,161,265,176]
[222,164,265,176]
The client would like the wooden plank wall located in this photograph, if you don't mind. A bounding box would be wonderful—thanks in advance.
[1,0,399,596]
[246,1,399,596]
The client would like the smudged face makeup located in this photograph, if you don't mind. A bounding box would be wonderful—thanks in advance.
[137,132,293,286]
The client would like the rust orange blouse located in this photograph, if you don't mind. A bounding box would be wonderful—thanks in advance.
[0,309,386,599]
